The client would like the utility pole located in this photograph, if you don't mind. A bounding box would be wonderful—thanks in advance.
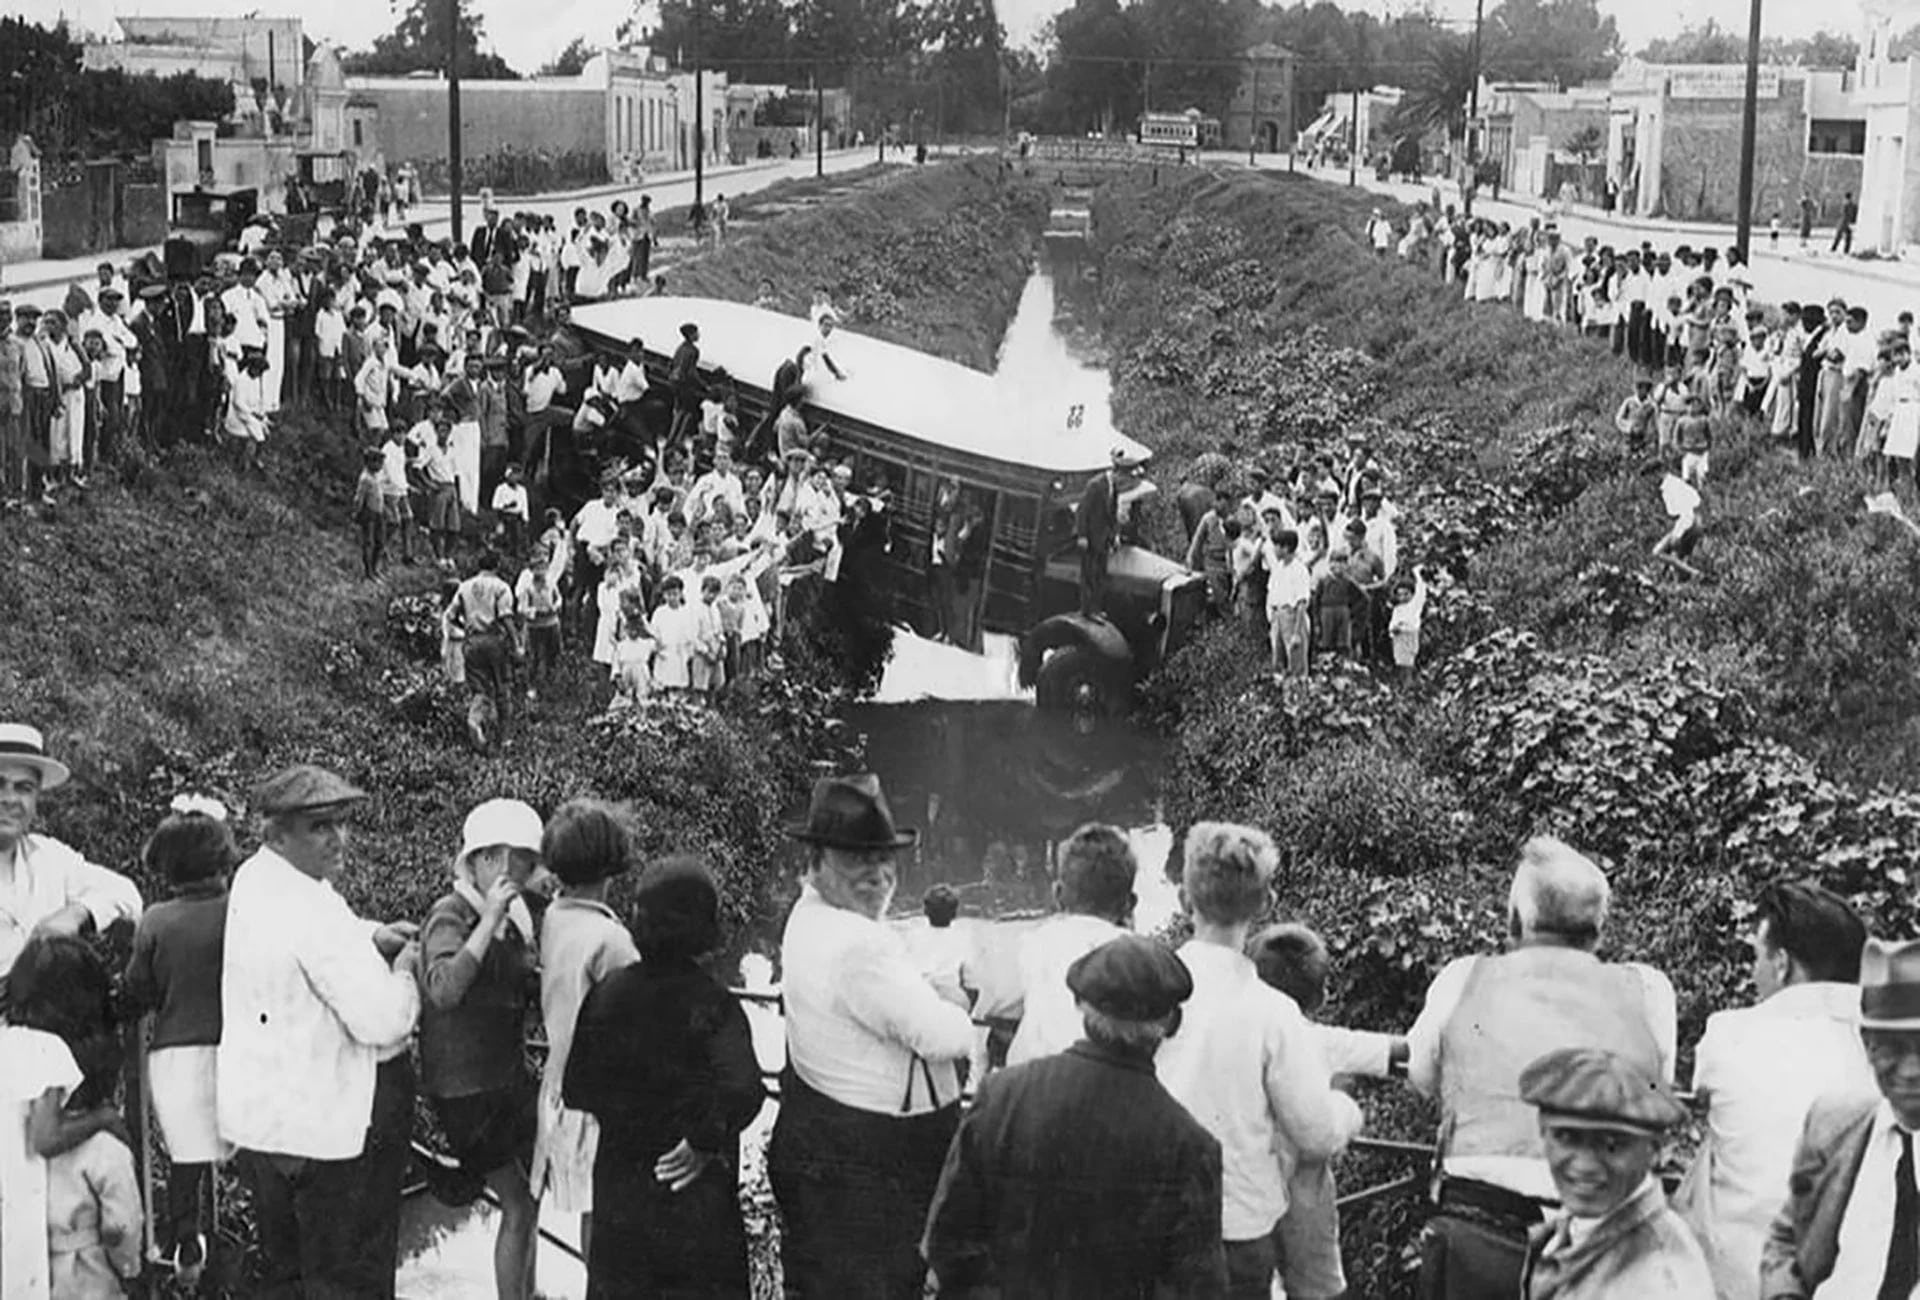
[692,0,704,211]
[447,0,463,244]
[1247,60,1258,166]
[1348,88,1359,187]
[815,68,825,178]
[1735,0,1763,261]
[1464,0,1485,215]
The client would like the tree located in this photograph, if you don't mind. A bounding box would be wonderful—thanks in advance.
[538,37,595,77]
[1045,0,1145,133]
[1639,20,1747,64]
[1562,122,1603,163]
[1776,31,1858,68]
[341,0,519,80]
[1486,0,1620,86]
[1134,0,1245,115]
[0,18,235,161]
[1388,30,1478,145]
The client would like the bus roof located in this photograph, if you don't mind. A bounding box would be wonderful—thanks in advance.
[570,296,1153,477]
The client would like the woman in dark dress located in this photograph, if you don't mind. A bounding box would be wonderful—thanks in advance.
[563,855,765,1299]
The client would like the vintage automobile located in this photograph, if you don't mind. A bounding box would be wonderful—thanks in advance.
[570,296,1207,715]
[161,187,259,280]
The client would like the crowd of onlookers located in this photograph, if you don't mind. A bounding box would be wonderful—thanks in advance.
[0,190,889,749]
[1360,200,1920,576]
[7,718,1920,1300]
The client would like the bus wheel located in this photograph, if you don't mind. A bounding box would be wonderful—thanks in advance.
[1035,646,1125,717]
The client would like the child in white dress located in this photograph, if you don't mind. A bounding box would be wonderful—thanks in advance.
[648,575,700,694]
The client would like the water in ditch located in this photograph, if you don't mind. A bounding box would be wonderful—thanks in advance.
[398,208,1175,1297]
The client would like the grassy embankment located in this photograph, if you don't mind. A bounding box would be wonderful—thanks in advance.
[1089,166,1920,1296]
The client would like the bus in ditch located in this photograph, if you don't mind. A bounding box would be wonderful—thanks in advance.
[569,296,1207,715]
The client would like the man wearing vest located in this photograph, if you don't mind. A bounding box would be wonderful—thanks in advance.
[768,775,975,1299]
[1406,837,1677,1299]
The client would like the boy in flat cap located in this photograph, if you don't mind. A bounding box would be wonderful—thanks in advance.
[924,935,1227,1297]
[1518,1047,1709,1299]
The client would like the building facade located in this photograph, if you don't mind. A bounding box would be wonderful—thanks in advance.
[1856,16,1920,254]
[1606,59,1864,223]
[1221,44,1296,153]
[346,49,727,184]
[1480,82,1609,200]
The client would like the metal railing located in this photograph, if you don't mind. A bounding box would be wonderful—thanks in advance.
[130,985,1449,1280]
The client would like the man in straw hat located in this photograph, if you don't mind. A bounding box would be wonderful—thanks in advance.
[924,933,1227,1296]
[218,763,421,1298]
[768,774,975,1299]
[1516,1046,1708,1297]
[0,723,143,981]
[1763,935,1920,1298]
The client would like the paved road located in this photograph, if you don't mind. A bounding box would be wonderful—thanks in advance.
[1274,159,1920,328]
[0,148,885,312]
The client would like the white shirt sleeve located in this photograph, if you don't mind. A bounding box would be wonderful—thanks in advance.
[41,837,143,932]
[837,930,976,1063]
[293,899,420,1050]
[1405,955,1476,1097]
[1634,963,1679,1085]
[1266,998,1363,1162]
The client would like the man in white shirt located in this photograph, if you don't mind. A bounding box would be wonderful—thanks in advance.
[1156,821,1363,1297]
[218,764,420,1299]
[768,774,975,1300]
[685,442,747,527]
[0,722,142,982]
[1761,936,1920,1299]
[1680,882,1875,1300]
[1407,836,1677,1300]
[1002,823,1137,1067]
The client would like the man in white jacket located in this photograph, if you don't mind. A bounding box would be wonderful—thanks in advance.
[218,764,420,1299]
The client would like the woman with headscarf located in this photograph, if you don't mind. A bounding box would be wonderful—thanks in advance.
[564,856,763,1299]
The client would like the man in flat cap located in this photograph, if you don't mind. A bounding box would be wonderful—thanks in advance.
[1517,1047,1708,1298]
[924,934,1227,1297]
[769,774,976,1299]
[0,722,143,982]
[1762,935,1920,1299]
[218,764,421,1298]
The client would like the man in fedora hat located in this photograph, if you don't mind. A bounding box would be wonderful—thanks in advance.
[1517,1046,1708,1297]
[769,774,975,1299]
[924,934,1227,1296]
[218,763,421,1298]
[1762,935,1920,1299]
[0,723,143,980]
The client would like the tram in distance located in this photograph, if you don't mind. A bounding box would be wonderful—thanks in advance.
[571,297,1209,714]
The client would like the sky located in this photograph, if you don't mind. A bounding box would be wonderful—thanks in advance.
[11,0,1904,75]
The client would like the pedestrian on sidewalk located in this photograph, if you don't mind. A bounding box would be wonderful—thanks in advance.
[1832,191,1857,255]
[1798,192,1816,249]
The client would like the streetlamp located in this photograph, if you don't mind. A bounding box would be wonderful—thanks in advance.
[1734,0,1763,261]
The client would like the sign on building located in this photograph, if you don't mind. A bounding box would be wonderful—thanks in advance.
[1667,66,1781,100]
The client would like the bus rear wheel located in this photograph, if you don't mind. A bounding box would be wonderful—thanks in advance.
[1035,645,1127,717]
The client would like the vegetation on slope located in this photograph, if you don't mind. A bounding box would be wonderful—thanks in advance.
[1093,166,1920,1295]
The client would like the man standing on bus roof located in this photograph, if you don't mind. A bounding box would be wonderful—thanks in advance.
[1076,448,1134,619]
